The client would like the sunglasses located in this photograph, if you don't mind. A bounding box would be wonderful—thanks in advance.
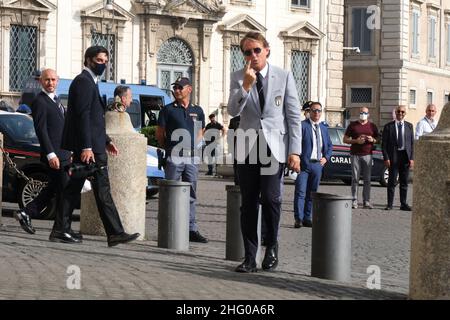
[360,112,369,115]
[243,47,262,56]
[396,111,406,114]
[311,109,322,113]
[173,85,184,91]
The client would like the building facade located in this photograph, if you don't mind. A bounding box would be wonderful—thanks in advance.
[0,0,345,127]
[343,0,450,127]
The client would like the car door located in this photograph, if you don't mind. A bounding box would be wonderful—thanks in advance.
[322,127,352,180]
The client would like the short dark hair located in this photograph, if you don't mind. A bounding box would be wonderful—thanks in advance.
[114,85,130,98]
[84,46,109,66]
[209,114,216,119]
[310,102,322,109]
[240,32,270,57]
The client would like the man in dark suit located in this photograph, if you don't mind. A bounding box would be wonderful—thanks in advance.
[60,46,139,246]
[294,102,333,228]
[14,69,72,236]
[382,105,414,211]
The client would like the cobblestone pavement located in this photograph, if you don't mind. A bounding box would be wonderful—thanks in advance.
[0,175,411,300]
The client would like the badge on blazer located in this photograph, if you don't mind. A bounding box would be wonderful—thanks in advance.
[275,96,282,106]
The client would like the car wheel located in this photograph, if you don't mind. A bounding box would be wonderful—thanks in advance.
[380,167,398,187]
[17,172,56,220]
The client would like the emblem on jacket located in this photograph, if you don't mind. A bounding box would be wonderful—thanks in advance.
[275,96,282,106]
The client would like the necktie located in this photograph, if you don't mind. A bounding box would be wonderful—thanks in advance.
[54,95,64,116]
[315,124,321,160]
[256,72,265,112]
[397,122,403,149]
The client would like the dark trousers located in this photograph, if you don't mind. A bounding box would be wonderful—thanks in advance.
[237,161,285,262]
[59,153,124,236]
[387,150,410,207]
[25,160,70,219]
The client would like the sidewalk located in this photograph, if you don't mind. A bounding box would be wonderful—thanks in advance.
[0,178,409,300]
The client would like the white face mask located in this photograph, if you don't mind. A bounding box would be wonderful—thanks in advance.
[359,113,368,121]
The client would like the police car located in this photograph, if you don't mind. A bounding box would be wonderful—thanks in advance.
[286,126,389,186]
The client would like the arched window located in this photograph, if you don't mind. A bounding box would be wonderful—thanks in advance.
[157,38,193,96]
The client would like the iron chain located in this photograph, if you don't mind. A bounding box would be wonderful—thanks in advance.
[0,144,48,188]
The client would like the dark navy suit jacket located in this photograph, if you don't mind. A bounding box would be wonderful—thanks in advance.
[31,91,71,164]
[62,70,110,154]
[300,120,333,171]
[381,120,414,162]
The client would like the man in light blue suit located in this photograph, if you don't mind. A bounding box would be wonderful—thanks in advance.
[294,102,332,228]
[228,32,302,273]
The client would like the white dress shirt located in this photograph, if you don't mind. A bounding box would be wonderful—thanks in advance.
[395,120,406,151]
[310,119,322,161]
[415,117,436,140]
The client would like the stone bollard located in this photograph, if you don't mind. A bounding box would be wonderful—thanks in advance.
[311,192,353,282]
[157,180,191,251]
[225,185,244,261]
[410,102,450,299]
[80,112,147,240]
[0,133,3,226]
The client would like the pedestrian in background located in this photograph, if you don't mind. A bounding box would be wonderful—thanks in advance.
[293,102,332,228]
[415,104,438,140]
[156,77,208,243]
[382,105,414,211]
[204,113,224,176]
[343,106,379,209]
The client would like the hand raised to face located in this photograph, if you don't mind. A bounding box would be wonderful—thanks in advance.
[242,60,256,92]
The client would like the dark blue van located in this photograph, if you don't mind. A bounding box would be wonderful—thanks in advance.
[56,79,172,129]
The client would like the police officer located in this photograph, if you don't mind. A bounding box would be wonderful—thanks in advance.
[156,77,208,243]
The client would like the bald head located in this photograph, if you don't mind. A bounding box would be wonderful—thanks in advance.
[40,68,59,93]
[425,104,437,120]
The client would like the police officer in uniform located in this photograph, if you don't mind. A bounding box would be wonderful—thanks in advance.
[156,77,208,243]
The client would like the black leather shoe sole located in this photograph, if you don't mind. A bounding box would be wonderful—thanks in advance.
[108,233,140,247]
[49,234,82,244]
[262,260,278,271]
[15,212,35,234]
[235,263,257,273]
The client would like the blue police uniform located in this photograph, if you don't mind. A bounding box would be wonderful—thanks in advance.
[158,101,205,232]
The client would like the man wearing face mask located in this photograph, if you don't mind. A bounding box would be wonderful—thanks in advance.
[343,107,379,209]
[60,46,140,246]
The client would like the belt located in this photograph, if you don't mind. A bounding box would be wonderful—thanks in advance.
[310,159,320,163]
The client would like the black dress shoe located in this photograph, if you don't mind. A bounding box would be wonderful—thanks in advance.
[15,210,35,234]
[302,220,312,228]
[189,231,208,243]
[294,218,302,228]
[49,231,82,244]
[69,230,83,240]
[235,259,257,273]
[262,244,278,271]
[385,206,393,211]
[400,204,412,211]
[107,232,140,247]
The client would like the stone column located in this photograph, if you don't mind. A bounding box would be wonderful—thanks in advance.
[0,133,3,226]
[80,112,147,240]
[409,102,450,299]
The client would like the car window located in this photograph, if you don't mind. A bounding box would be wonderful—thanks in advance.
[328,128,342,145]
[0,114,38,144]
[336,128,349,145]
